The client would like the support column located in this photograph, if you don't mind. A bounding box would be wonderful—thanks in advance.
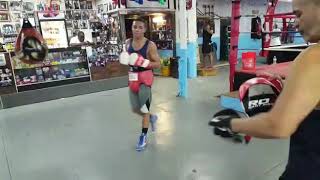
[176,0,188,97]
[187,0,197,78]
[175,0,180,56]
[229,0,241,91]
[261,0,279,57]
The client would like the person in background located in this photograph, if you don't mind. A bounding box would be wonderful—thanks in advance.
[202,22,216,69]
[70,31,91,46]
[270,24,282,47]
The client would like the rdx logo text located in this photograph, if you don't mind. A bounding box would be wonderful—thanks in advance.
[248,98,270,109]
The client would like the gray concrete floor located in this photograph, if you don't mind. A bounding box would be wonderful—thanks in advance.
[0,66,289,180]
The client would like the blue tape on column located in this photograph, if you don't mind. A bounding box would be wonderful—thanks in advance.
[177,46,188,98]
[187,42,197,78]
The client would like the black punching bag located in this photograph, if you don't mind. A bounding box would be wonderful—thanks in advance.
[251,17,262,39]
[15,18,48,64]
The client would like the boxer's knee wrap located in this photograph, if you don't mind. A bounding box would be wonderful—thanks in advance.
[139,87,151,114]
[140,104,149,114]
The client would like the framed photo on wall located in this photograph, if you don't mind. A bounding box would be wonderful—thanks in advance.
[0,1,8,11]
[0,12,9,22]
[9,1,21,11]
[23,2,34,12]
[87,1,93,9]
[39,20,69,49]
[10,12,21,22]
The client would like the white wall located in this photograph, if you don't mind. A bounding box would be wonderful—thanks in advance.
[197,0,216,16]
[239,0,293,32]
[197,0,293,34]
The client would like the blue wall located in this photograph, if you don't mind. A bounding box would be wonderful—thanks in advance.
[293,36,305,44]
[237,32,306,58]
[196,33,305,62]
[159,50,173,59]
[238,33,262,57]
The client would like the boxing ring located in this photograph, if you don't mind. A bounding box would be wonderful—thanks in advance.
[264,43,313,64]
[228,0,307,91]
[233,41,314,90]
[234,61,290,91]
[219,61,289,113]
[233,40,313,90]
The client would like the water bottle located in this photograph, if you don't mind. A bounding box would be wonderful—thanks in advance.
[189,169,199,180]
[273,56,277,64]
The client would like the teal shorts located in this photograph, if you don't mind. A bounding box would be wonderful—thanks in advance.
[129,84,152,113]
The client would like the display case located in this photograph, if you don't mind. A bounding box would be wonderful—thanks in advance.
[0,52,16,95]
[87,15,128,81]
[11,47,91,92]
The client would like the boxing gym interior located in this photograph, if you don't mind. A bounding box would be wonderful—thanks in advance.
[0,0,309,180]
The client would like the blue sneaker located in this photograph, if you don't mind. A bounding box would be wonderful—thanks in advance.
[136,133,147,151]
[150,114,158,132]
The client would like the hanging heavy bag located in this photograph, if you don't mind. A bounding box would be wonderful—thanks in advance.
[15,18,48,64]
[251,17,262,39]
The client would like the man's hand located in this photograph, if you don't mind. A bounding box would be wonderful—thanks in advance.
[128,53,152,69]
[209,109,240,137]
[256,71,285,85]
[209,115,233,130]
[209,109,252,143]
[119,52,130,65]
[120,52,153,68]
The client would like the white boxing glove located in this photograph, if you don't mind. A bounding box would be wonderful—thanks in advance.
[128,53,151,69]
[119,51,130,65]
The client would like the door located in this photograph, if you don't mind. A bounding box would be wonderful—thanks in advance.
[220,18,231,61]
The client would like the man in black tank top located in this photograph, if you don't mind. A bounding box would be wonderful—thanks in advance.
[209,1,320,179]
[123,18,161,151]
[202,23,216,69]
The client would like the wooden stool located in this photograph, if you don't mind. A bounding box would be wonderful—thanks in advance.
[198,67,218,76]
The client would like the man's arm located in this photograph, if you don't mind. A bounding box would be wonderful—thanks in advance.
[147,41,161,69]
[69,37,78,47]
[231,46,320,139]
[205,25,214,35]
[125,39,130,51]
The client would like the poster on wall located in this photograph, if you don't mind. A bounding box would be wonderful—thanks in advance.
[126,0,168,8]
[40,20,69,49]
